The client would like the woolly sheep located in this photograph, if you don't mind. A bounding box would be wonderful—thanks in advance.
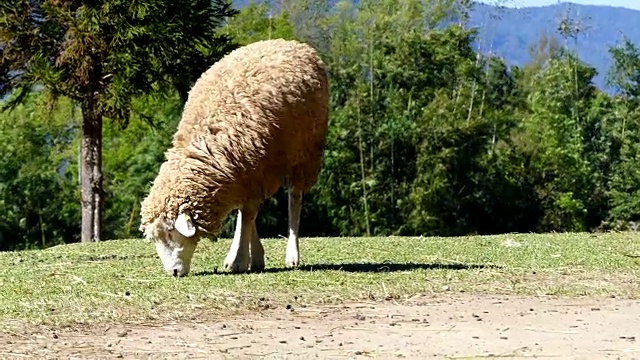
[139,39,330,277]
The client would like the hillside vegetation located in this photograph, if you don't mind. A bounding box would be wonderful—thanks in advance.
[231,0,640,91]
[3,0,640,251]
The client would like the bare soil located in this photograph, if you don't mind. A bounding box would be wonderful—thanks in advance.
[2,293,640,359]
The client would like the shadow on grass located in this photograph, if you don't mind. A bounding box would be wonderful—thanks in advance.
[193,261,500,276]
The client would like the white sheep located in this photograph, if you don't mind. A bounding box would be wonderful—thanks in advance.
[139,38,330,277]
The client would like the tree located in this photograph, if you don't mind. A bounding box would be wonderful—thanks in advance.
[607,36,640,104]
[0,0,238,242]
[101,93,183,240]
[223,0,296,45]
[0,93,79,250]
[604,37,640,229]
[516,53,598,232]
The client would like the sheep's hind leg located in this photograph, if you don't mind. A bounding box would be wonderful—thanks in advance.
[249,213,265,272]
[223,208,253,273]
[286,188,302,268]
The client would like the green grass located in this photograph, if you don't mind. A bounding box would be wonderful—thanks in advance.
[1,232,640,328]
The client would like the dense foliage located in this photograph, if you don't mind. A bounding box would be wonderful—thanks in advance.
[2,0,640,250]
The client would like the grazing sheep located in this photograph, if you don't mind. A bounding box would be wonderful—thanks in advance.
[139,38,329,277]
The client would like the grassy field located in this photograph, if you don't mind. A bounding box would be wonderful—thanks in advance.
[1,232,640,328]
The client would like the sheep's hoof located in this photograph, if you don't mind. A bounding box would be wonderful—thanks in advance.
[285,251,300,269]
[250,257,265,273]
[285,259,300,269]
[223,260,250,273]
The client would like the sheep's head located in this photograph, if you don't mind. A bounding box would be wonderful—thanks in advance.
[139,154,230,277]
[141,210,200,277]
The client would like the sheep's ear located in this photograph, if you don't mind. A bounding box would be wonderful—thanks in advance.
[175,213,196,237]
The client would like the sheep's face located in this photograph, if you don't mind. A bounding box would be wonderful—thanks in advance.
[142,213,199,277]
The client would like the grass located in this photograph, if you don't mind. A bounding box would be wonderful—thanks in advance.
[1,232,640,328]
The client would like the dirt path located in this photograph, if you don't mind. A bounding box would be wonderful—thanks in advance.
[2,293,640,359]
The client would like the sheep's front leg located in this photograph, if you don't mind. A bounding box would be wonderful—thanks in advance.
[223,208,253,273]
[286,188,302,268]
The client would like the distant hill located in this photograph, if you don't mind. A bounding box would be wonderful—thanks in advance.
[231,1,640,92]
[470,2,640,92]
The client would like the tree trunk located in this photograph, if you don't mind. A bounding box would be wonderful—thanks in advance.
[80,100,103,242]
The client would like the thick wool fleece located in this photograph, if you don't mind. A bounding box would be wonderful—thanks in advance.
[140,39,330,236]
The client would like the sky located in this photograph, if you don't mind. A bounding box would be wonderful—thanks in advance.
[477,0,640,11]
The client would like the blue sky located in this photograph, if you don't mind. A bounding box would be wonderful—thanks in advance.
[478,0,640,11]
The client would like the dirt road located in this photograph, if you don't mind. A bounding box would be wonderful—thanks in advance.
[2,293,640,359]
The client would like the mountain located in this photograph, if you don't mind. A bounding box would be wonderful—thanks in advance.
[469,2,640,92]
[230,1,640,92]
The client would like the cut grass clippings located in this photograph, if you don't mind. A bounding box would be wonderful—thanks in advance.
[1,232,640,327]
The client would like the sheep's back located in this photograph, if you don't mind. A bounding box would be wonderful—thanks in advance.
[172,39,329,201]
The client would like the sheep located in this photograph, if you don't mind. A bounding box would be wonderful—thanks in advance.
[139,38,330,277]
